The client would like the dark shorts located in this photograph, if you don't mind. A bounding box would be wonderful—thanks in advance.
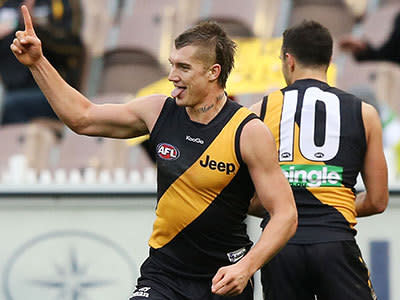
[261,240,377,300]
[129,258,254,300]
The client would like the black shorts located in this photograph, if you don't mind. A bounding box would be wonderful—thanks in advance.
[129,258,254,300]
[261,240,377,300]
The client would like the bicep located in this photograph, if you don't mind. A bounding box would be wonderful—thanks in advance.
[81,95,165,138]
[241,120,294,214]
[361,103,388,198]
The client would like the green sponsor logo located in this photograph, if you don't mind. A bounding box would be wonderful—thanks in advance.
[281,164,343,187]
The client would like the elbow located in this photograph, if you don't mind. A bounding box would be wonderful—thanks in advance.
[374,198,388,214]
[67,111,92,135]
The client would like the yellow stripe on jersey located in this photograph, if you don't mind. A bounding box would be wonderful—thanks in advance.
[263,91,284,150]
[307,186,357,228]
[149,108,253,249]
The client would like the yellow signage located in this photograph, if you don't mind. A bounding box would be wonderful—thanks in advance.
[137,37,336,97]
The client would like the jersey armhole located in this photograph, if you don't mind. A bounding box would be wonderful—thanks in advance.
[150,97,174,141]
[235,114,259,165]
[260,95,269,120]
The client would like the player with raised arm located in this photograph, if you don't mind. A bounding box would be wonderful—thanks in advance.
[12,5,297,299]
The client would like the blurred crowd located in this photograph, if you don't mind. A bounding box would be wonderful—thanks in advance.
[0,0,399,185]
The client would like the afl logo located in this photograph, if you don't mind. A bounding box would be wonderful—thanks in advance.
[281,152,291,159]
[314,152,324,158]
[157,143,180,160]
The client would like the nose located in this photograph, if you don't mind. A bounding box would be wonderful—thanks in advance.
[168,66,179,82]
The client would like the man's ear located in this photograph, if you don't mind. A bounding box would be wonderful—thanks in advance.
[208,64,221,81]
[285,53,296,72]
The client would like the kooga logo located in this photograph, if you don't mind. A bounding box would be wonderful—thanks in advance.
[186,135,204,144]
[157,143,180,160]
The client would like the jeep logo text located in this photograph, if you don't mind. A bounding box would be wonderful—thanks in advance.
[199,155,235,175]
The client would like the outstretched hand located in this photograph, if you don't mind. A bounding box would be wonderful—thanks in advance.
[10,5,43,66]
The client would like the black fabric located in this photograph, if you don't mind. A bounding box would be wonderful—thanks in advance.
[259,95,268,120]
[261,241,376,300]
[132,257,254,300]
[150,98,242,200]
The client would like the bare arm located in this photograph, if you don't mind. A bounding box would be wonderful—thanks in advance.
[356,102,388,217]
[247,193,267,217]
[10,5,165,138]
[212,119,297,296]
[247,99,268,217]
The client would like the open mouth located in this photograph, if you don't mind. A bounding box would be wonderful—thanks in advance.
[171,86,186,98]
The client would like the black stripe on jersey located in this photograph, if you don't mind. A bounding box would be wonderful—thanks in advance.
[150,164,254,278]
[260,95,268,120]
[234,114,258,165]
[150,98,243,200]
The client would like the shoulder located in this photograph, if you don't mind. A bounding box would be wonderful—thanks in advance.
[249,100,263,116]
[361,101,382,140]
[361,101,380,125]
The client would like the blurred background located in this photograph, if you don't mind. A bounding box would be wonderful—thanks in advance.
[0,0,399,299]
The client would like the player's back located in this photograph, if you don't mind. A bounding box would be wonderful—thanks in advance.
[260,79,366,244]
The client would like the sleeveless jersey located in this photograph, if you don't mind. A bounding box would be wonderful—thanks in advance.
[260,79,366,244]
[148,97,257,277]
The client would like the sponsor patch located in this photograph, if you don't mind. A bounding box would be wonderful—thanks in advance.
[132,287,151,298]
[199,155,236,175]
[227,247,246,263]
[186,135,204,144]
[156,143,180,160]
[281,164,343,187]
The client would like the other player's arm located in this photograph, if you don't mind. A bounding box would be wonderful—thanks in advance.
[10,5,165,138]
[212,119,297,296]
[356,102,389,217]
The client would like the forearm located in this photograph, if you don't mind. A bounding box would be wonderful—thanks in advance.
[237,210,297,275]
[29,56,92,132]
[355,191,387,217]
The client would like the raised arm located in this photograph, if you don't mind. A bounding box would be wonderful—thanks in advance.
[212,119,297,296]
[356,102,389,217]
[10,5,165,138]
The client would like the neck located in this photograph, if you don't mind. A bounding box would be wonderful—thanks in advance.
[186,90,227,124]
[290,68,327,85]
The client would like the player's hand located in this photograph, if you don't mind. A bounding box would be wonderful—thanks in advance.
[10,5,43,66]
[211,263,252,297]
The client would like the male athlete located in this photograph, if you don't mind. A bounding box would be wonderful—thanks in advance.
[11,5,297,299]
[249,20,388,300]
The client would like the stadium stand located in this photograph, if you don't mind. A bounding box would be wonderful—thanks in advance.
[289,0,357,39]
[336,1,400,115]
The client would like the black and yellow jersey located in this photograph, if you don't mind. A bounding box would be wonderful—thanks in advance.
[260,79,366,244]
[148,97,257,277]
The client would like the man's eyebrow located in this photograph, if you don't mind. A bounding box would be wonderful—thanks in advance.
[177,62,191,68]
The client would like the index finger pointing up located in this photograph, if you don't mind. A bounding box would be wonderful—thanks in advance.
[21,5,36,36]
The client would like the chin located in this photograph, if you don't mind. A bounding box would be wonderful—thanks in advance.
[175,96,186,106]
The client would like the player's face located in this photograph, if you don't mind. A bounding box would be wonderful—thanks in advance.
[168,45,212,107]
